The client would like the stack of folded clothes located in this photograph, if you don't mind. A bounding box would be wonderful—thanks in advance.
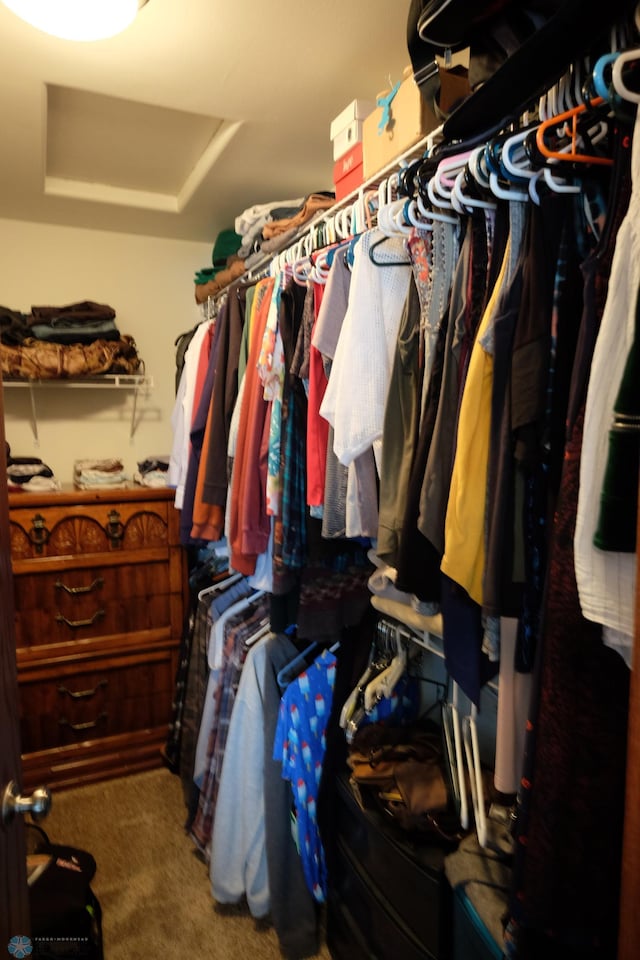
[73,458,128,489]
[27,301,120,344]
[133,455,170,488]
[6,444,60,492]
[0,300,142,380]
[237,192,337,271]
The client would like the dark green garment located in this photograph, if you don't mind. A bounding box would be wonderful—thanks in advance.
[593,286,640,552]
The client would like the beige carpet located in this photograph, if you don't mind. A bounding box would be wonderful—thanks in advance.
[41,767,331,960]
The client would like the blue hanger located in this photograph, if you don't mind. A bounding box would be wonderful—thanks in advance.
[377,81,401,134]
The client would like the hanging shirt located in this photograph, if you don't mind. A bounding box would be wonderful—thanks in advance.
[441,226,515,607]
[319,229,412,467]
[574,107,640,660]
[168,319,213,508]
[211,636,271,918]
[273,648,337,903]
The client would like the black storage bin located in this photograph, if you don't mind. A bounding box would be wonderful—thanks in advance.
[330,836,436,960]
[327,773,452,960]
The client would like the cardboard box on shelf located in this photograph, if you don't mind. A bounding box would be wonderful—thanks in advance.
[330,98,375,161]
[362,67,439,180]
[333,142,364,201]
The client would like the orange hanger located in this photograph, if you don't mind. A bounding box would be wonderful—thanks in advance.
[535,96,613,167]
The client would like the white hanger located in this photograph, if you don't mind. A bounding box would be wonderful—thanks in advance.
[462,702,488,848]
[467,144,492,191]
[452,169,497,214]
[197,569,243,603]
[489,170,529,202]
[447,682,469,831]
[612,47,640,103]
[339,643,388,730]
[500,127,539,183]
[377,196,408,236]
[416,190,459,225]
[405,197,434,231]
[363,627,407,712]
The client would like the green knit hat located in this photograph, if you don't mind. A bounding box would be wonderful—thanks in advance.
[212,228,242,269]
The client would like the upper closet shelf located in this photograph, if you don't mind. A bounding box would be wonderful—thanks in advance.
[3,373,153,442]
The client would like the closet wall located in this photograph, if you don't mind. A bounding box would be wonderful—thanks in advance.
[0,216,210,482]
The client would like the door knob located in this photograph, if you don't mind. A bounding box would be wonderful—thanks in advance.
[2,780,52,826]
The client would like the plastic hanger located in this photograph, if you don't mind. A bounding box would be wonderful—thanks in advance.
[500,125,541,183]
[363,627,407,712]
[368,232,411,267]
[339,645,391,734]
[612,46,640,103]
[467,143,492,191]
[528,165,582,205]
[443,682,469,831]
[403,198,432,230]
[197,570,243,603]
[452,169,497,214]
[462,702,487,848]
[535,96,614,167]
[277,638,320,688]
[432,149,474,205]
[416,190,459,225]
[245,618,271,648]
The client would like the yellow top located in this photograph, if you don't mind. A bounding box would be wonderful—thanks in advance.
[440,240,510,605]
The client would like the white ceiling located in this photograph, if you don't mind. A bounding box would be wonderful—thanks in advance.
[0,0,411,244]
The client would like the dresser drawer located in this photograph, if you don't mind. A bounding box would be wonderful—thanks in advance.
[9,499,170,562]
[9,486,184,790]
[19,650,175,753]
[14,560,172,652]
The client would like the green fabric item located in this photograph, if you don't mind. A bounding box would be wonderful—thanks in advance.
[194,267,217,284]
[194,229,243,286]
[212,229,242,268]
[593,289,640,553]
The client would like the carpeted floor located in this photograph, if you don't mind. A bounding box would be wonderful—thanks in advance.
[40,767,331,960]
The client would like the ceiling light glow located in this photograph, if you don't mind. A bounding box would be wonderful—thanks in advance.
[1,0,147,42]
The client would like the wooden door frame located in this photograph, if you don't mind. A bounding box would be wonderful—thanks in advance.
[0,372,29,943]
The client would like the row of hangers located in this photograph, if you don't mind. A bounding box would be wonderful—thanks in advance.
[263,36,640,289]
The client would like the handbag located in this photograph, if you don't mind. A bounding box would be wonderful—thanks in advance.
[347,720,462,840]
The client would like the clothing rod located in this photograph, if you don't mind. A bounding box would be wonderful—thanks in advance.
[213,133,434,301]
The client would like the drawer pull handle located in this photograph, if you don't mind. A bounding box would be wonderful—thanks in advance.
[106,509,124,548]
[57,679,108,700]
[28,513,50,554]
[55,609,105,629]
[58,712,108,733]
[55,577,104,595]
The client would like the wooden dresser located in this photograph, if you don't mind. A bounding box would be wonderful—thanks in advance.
[7,485,184,791]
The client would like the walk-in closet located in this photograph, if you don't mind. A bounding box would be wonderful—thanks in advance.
[1,3,640,960]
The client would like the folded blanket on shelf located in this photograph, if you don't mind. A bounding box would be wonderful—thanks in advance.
[1,335,142,379]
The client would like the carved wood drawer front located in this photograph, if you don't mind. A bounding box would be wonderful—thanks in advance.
[13,561,172,652]
[9,488,184,790]
[19,652,175,753]
[9,502,170,561]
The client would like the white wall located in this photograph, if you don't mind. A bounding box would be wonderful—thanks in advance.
[0,217,211,484]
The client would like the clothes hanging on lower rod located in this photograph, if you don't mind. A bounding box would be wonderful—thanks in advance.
[167,27,640,958]
[189,591,270,857]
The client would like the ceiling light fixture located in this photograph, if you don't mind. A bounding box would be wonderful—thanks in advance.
[1,0,149,42]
